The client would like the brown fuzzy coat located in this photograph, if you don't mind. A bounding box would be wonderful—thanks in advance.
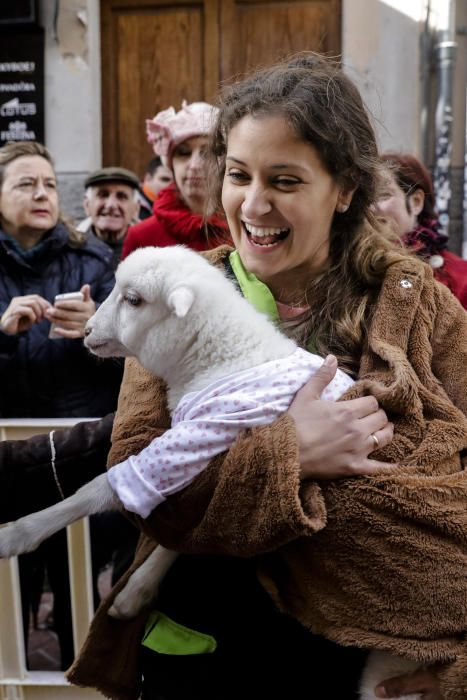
[68,248,467,700]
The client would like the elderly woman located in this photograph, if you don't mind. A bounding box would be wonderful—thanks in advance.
[122,101,229,257]
[0,141,122,417]
[0,141,123,670]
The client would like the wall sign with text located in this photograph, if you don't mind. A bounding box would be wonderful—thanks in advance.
[0,28,44,145]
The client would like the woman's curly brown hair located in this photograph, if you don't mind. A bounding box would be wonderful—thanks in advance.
[207,53,411,375]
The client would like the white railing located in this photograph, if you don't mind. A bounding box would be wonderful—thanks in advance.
[0,419,104,699]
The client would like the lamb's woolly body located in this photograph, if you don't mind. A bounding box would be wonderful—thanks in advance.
[108,246,296,409]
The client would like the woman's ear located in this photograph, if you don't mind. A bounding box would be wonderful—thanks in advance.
[336,186,357,213]
[407,188,424,218]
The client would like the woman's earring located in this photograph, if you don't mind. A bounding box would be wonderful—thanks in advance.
[337,203,349,213]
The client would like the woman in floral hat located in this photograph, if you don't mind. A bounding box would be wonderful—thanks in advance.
[122,102,229,258]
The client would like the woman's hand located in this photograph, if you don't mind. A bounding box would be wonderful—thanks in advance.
[0,294,51,335]
[375,667,443,699]
[45,284,96,339]
[288,355,394,480]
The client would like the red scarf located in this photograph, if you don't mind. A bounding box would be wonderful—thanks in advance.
[153,184,230,250]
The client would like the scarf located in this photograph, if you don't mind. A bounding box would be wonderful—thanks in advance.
[402,220,448,258]
[153,184,229,250]
[402,221,451,287]
[0,224,70,265]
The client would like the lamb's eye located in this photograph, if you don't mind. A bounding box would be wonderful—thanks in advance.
[124,293,142,307]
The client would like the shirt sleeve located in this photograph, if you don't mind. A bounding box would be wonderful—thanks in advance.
[107,418,240,518]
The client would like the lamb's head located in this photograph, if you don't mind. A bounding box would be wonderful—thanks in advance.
[84,246,220,376]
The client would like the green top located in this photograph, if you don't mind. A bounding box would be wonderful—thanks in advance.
[228,249,316,352]
[229,250,279,322]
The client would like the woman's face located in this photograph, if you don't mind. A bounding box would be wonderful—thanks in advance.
[222,114,352,302]
[172,135,209,214]
[0,155,59,244]
[374,171,422,236]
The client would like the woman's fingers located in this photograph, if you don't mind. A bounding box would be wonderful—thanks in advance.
[375,667,443,699]
[51,326,86,340]
[343,393,380,419]
[290,355,338,405]
[1,295,51,334]
[2,305,36,333]
[289,373,395,480]
[369,422,394,452]
[46,294,96,338]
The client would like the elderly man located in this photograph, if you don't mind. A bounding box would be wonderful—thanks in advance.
[79,167,140,269]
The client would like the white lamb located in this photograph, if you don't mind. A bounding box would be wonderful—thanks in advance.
[0,245,420,699]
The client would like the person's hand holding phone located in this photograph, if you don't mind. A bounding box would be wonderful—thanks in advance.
[46,284,96,339]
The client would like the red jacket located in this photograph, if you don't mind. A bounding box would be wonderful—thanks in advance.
[434,250,467,310]
[403,224,467,310]
[122,184,229,259]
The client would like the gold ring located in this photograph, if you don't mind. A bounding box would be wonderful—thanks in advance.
[370,433,379,450]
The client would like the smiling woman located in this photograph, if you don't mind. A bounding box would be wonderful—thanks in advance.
[222,114,353,302]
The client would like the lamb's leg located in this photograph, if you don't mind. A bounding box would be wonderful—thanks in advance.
[359,650,422,700]
[108,546,178,619]
[0,473,118,558]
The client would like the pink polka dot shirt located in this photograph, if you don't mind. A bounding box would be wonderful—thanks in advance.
[107,348,354,518]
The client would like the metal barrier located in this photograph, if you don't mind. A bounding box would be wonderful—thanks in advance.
[0,420,104,699]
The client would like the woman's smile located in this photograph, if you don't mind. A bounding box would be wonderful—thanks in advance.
[242,222,291,248]
[222,114,351,299]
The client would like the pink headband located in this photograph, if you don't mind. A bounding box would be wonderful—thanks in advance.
[146,101,218,169]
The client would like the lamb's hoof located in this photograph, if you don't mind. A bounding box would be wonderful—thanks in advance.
[107,598,139,620]
[0,527,23,558]
[107,585,158,620]
[0,522,40,558]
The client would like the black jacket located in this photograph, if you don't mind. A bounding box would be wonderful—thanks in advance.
[0,224,122,417]
[0,414,113,522]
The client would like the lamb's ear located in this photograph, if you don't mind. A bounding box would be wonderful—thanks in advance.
[167,286,194,318]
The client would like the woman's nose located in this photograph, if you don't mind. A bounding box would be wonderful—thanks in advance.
[33,183,48,199]
[188,150,205,170]
[241,185,272,219]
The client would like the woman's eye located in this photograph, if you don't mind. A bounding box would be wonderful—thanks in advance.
[174,146,191,158]
[226,170,248,183]
[275,178,300,188]
[124,294,142,307]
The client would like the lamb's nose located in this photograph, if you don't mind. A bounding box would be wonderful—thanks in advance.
[84,325,92,337]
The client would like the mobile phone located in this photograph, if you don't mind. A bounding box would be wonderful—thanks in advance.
[49,291,84,338]
[54,292,84,302]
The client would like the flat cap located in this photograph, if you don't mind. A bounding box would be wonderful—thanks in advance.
[84,166,140,190]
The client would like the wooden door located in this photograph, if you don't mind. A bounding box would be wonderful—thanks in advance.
[100,0,341,177]
[220,0,341,81]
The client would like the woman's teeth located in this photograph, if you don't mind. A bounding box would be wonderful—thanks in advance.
[243,223,290,246]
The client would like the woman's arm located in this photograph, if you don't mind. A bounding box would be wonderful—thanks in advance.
[0,413,113,523]
[109,358,392,556]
